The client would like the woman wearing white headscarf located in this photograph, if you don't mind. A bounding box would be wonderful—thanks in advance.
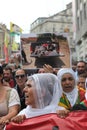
[11,73,62,123]
[57,68,87,114]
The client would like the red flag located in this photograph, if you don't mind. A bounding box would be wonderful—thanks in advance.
[4,32,9,63]
[5,111,87,130]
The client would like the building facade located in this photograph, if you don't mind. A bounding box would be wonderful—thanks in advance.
[0,24,12,61]
[73,0,87,61]
[30,3,73,34]
[30,3,76,62]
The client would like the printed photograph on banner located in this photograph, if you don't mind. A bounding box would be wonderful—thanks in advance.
[21,32,71,69]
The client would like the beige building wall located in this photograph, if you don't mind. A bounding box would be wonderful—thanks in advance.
[30,2,76,62]
[73,0,87,61]
[0,24,11,60]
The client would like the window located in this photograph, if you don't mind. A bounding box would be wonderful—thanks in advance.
[76,0,79,10]
[80,0,82,3]
[77,17,80,30]
[80,11,82,25]
[84,3,86,19]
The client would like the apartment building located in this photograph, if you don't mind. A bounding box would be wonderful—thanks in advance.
[73,0,87,61]
[30,3,72,34]
[0,24,11,61]
[30,3,76,62]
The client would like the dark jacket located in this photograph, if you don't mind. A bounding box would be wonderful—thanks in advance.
[15,85,26,110]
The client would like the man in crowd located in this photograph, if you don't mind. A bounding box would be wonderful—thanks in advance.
[75,60,87,80]
[3,66,16,88]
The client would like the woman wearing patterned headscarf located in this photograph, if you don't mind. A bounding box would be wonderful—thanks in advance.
[57,68,87,118]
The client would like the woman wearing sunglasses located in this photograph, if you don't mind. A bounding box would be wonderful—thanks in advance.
[15,69,27,110]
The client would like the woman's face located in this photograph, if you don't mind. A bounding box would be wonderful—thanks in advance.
[23,79,36,108]
[61,73,75,93]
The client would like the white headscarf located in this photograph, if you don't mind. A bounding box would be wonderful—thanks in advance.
[85,78,87,100]
[57,68,78,107]
[19,73,62,118]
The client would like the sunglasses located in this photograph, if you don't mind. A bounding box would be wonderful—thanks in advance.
[15,74,25,79]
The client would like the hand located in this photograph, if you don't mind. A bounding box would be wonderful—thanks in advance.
[11,115,26,124]
[0,117,9,125]
[43,64,54,73]
[56,109,70,118]
[0,117,9,129]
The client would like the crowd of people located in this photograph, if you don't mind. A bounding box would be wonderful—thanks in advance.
[0,59,87,129]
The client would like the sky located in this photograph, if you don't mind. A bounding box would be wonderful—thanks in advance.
[0,0,72,33]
